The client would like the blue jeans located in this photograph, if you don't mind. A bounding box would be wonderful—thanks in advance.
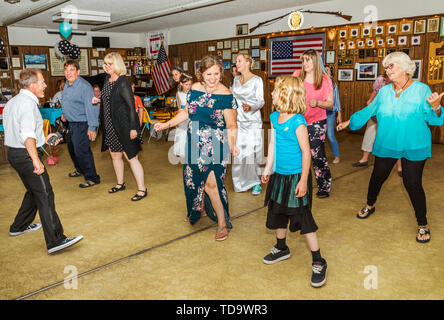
[326,110,340,158]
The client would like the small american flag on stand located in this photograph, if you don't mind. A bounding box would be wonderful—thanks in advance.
[151,43,172,94]
[269,33,325,77]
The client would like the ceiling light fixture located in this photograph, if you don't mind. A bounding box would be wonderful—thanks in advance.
[46,29,87,36]
[91,0,235,31]
[4,0,21,4]
[52,9,111,25]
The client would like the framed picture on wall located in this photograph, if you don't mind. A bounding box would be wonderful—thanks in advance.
[236,24,249,36]
[23,54,47,70]
[251,38,260,47]
[194,60,201,75]
[401,21,412,34]
[338,69,353,81]
[326,51,335,64]
[441,17,444,37]
[412,59,422,81]
[357,62,378,81]
[398,36,407,46]
[0,57,8,70]
[411,35,421,46]
[362,26,371,37]
[251,48,260,58]
[222,49,231,60]
[375,25,384,35]
[350,28,359,38]
[414,20,426,34]
[387,23,398,35]
[427,18,439,32]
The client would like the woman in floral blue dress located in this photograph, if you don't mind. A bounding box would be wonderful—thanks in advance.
[155,55,239,241]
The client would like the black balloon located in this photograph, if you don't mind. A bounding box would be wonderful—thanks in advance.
[69,44,81,59]
[58,40,71,56]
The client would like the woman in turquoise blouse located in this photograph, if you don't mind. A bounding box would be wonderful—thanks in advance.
[154,55,239,241]
[337,52,443,243]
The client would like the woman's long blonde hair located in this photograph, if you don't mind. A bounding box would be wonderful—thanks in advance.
[299,49,324,90]
[273,75,307,114]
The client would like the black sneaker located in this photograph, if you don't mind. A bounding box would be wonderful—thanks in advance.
[316,191,330,198]
[48,235,83,254]
[9,223,42,236]
[311,259,327,288]
[263,246,290,265]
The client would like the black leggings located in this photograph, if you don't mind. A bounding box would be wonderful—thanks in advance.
[367,156,427,225]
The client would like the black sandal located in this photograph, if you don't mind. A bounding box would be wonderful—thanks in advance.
[68,170,81,177]
[416,226,431,243]
[79,180,99,188]
[131,189,147,201]
[108,183,126,194]
[357,206,375,219]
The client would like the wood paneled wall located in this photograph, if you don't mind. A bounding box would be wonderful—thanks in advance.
[0,26,12,91]
[2,44,138,103]
[169,13,444,144]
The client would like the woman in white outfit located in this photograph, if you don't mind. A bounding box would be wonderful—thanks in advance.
[174,74,193,160]
[231,54,265,195]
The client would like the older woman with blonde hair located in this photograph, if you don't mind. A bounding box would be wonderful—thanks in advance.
[100,52,147,201]
[337,51,443,243]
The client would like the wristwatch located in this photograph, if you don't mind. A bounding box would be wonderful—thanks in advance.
[432,105,442,111]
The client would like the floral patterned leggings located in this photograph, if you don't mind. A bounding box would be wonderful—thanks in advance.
[307,119,332,194]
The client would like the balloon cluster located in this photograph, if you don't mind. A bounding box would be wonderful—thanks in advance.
[54,22,81,60]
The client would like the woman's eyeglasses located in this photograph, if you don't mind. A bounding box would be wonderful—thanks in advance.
[384,63,395,71]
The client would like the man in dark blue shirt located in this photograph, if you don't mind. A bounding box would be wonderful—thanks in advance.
[61,60,100,188]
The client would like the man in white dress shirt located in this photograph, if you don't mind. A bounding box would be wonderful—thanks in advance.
[3,69,83,254]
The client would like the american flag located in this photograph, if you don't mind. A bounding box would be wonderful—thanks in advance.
[269,34,324,76]
[151,43,172,94]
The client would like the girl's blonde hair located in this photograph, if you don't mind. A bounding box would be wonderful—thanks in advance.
[103,52,127,76]
[236,53,254,71]
[299,49,324,90]
[273,75,307,114]
[382,51,416,78]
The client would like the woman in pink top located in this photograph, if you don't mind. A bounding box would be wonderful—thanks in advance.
[292,49,333,198]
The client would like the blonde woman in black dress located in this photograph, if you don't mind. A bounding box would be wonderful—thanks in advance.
[100,52,147,201]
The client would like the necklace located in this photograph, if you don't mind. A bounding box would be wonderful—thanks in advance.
[394,78,409,95]
[204,83,218,94]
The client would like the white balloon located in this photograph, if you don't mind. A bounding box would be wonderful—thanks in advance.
[54,41,64,58]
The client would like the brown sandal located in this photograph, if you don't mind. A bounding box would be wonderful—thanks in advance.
[416,225,430,243]
[215,226,229,241]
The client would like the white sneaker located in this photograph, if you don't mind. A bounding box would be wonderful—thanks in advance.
[9,223,42,236]
[48,235,83,254]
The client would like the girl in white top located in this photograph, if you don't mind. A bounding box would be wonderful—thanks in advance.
[230,54,265,195]
[173,74,193,160]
